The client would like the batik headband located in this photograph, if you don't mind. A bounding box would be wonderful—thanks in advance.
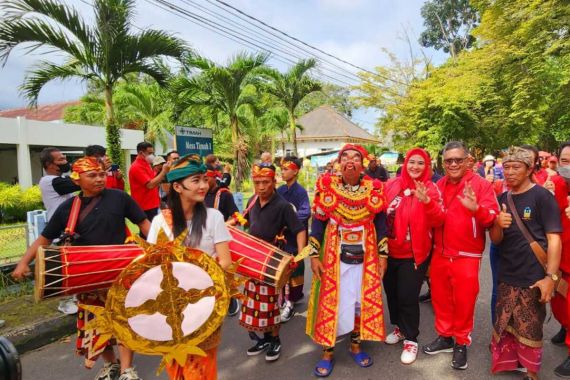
[166,154,207,183]
[281,160,299,171]
[70,157,104,180]
[205,164,222,178]
[503,147,534,168]
[252,164,276,178]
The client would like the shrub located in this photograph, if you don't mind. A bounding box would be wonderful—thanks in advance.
[0,184,44,222]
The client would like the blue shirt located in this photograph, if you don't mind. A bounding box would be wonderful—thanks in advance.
[277,181,311,254]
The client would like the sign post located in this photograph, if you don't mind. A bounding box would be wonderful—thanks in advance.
[175,126,213,157]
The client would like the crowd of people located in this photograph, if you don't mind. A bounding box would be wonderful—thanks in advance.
[10,139,570,380]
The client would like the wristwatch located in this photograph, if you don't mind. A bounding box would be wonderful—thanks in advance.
[546,272,559,282]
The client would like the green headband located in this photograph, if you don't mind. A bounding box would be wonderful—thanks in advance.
[166,154,207,183]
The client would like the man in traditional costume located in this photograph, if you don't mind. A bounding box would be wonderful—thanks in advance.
[13,157,150,380]
[239,163,307,362]
[277,156,311,322]
[306,144,388,377]
[490,147,562,380]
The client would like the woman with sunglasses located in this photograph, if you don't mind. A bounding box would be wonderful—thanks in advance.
[146,154,232,380]
[383,148,445,364]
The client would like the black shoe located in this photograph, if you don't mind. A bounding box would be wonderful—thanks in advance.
[451,344,468,370]
[422,336,454,355]
[555,356,570,378]
[419,290,431,303]
[553,327,567,346]
[265,337,281,362]
[228,298,240,317]
[247,338,270,356]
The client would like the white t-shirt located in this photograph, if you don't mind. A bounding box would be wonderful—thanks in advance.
[39,175,74,221]
[147,208,232,256]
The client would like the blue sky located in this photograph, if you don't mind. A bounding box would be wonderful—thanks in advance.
[0,0,447,130]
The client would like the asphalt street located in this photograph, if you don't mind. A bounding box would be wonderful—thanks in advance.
[21,248,567,380]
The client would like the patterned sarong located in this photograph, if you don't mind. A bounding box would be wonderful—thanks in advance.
[76,291,114,368]
[491,283,545,373]
[239,280,280,332]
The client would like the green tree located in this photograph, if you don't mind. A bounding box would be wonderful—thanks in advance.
[171,52,269,191]
[262,59,322,156]
[0,0,186,165]
[419,0,479,58]
[297,82,356,117]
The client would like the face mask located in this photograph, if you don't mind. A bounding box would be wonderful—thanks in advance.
[57,162,71,173]
[145,154,155,164]
[559,165,570,179]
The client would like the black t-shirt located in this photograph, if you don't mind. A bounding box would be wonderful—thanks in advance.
[205,188,239,221]
[246,192,304,244]
[497,185,562,287]
[42,189,147,245]
[365,166,389,182]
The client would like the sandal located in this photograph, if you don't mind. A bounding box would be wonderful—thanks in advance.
[349,350,373,368]
[313,358,335,377]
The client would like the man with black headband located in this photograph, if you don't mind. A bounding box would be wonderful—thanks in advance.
[306,144,388,377]
[277,156,310,322]
[239,163,306,362]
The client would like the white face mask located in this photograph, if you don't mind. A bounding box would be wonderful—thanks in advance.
[559,165,570,179]
[145,154,155,164]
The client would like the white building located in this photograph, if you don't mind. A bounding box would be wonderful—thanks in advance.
[276,105,378,158]
[0,104,143,189]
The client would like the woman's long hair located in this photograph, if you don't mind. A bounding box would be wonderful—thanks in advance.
[167,179,207,248]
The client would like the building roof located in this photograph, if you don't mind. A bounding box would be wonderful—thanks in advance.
[0,101,80,121]
[296,105,377,142]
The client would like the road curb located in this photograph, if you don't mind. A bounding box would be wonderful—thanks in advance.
[4,313,75,354]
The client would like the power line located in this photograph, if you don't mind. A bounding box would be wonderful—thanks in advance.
[211,0,409,86]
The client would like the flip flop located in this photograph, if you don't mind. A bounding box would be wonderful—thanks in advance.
[349,350,373,368]
[313,358,335,377]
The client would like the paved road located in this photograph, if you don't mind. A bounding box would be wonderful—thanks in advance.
[21,250,566,380]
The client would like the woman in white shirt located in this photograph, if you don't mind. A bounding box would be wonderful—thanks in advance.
[147,154,232,380]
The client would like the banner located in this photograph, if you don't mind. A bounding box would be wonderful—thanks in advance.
[175,126,213,156]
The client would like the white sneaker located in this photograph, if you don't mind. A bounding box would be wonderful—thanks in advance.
[401,340,418,364]
[118,367,141,380]
[280,300,294,323]
[58,297,78,315]
[385,327,405,345]
[94,362,120,380]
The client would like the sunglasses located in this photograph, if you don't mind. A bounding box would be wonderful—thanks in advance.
[443,157,467,165]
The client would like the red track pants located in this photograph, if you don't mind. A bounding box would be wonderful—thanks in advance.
[552,272,570,353]
[430,254,481,345]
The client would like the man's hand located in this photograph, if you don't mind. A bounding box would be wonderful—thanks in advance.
[161,161,172,174]
[544,175,555,194]
[497,203,512,229]
[223,164,231,174]
[485,174,495,183]
[12,262,31,281]
[412,180,430,204]
[565,196,570,220]
[530,277,555,303]
[311,257,325,281]
[457,182,479,212]
[379,257,387,279]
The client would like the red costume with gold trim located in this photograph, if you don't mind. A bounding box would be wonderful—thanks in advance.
[306,172,387,347]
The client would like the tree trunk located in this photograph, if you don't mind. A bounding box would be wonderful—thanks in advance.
[281,131,286,157]
[230,114,245,192]
[289,111,298,156]
[104,86,123,167]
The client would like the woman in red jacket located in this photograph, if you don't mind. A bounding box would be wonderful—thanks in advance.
[383,148,445,364]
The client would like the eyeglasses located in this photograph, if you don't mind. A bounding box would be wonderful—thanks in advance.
[443,157,467,166]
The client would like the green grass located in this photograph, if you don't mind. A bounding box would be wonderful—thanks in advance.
[0,224,27,263]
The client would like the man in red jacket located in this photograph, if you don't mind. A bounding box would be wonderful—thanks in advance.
[422,141,498,371]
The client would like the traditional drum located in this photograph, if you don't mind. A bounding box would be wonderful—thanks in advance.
[35,245,144,301]
[227,226,293,289]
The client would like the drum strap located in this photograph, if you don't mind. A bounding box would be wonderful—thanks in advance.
[214,187,230,210]
[242,194,258,218]
[65,195,101,237]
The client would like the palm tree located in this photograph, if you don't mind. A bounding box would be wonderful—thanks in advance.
[0,0,186,165]
[262,59,322,156]
[172,52,269,191]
